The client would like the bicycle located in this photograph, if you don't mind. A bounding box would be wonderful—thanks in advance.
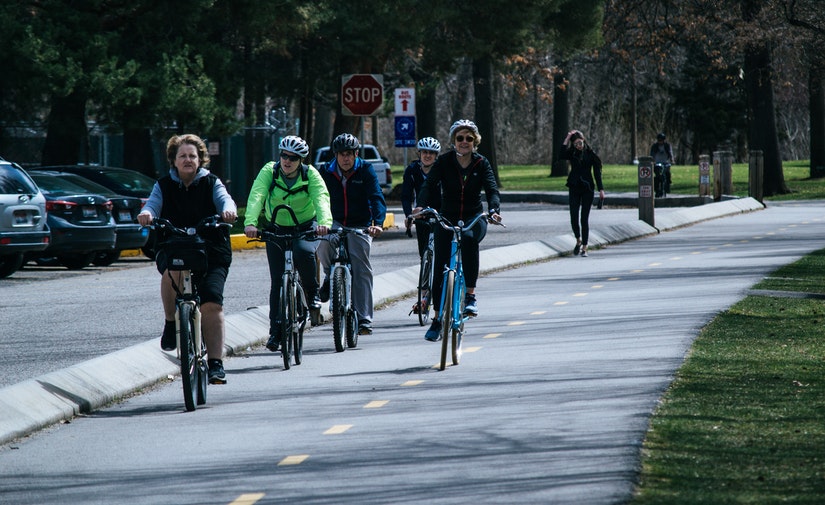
[152,215,230,411]
[249,204,319,370]
[324,226,367,352]
[413,208,504,371]
[409,217,436,326]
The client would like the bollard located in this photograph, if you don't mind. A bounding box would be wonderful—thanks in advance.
[712,150,733,200]
[749,150,764,203]
[698,154,711,197]
[638,156,654,226]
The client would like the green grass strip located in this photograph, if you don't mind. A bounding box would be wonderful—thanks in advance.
[631,250,825,504]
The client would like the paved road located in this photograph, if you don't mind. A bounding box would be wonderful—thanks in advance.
[1,199,822,504]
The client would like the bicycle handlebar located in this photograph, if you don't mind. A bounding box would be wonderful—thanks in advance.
[254,227,319,243]
[410,208,505,232]
[151,215,231,236]
[329,226,369,237]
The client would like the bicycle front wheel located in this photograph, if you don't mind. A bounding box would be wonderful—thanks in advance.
[331,268,347,352]
[439,270,455,371]
[179,303,197,411]
[279,280,293,370]
[417,249,433,326]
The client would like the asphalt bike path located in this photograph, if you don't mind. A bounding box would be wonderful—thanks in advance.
[2,199,823,504]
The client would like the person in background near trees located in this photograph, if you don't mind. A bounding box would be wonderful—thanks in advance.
[562,129,604,258]
[650,132,674,196]
[317,133,386,336]
[243,135,331,353]
[413,119,501,342]
[402,137,442,314]
[137,134,237,385]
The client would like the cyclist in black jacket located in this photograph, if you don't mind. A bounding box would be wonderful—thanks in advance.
[414,120,501,342]
[401,137,441,257]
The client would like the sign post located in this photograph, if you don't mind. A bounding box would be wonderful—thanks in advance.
[638,156,654,226]
[341,74,384,117]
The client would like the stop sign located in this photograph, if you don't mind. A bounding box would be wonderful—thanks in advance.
[341,74,384,116]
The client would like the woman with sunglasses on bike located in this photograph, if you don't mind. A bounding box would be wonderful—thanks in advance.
[562,129,604,257]
[244,136,332,352]
[413,119,501,342]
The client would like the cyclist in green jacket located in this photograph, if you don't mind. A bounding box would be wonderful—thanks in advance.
[244,136,332,352]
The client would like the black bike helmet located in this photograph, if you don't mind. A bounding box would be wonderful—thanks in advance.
[657,132,666,141]
[332,133,360,153]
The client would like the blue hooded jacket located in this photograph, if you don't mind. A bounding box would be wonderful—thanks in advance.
[321,157,386,227]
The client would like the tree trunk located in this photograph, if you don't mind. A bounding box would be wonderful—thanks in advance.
[122,126,156,177]
[41,91,88,166]
[550,60,570,178]
[472,56,501,187]
[417,80,438,139]
[810,64,825,177]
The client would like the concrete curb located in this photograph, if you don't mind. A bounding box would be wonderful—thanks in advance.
[0,197,764,446]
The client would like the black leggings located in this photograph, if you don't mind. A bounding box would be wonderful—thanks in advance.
[569,188,595,246]
[431,218,487,313]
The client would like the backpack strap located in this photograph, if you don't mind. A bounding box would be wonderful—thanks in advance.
[269,163,310,196]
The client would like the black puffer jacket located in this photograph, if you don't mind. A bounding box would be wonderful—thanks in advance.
[417,151,500,223]
[562,144,603,193]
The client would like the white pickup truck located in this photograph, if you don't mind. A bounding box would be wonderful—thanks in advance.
[313,144,392,191]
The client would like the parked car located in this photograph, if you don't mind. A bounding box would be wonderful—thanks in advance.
[32,171,148,266]
[25,172,116,270]
[0,159,50,278]
[313,144,392,191]
[33,165,158,258]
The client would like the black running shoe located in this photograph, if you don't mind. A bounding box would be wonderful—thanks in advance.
[161,320,176,351]
[319,277,330,303]
[208,359,226,384]
[265,334,280,352]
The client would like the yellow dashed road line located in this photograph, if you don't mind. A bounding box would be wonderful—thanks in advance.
[401,380,424,386]
[324,424,353,435]
[364,400,389,409]
[463,347,481,353]
[229,493,265,505]
[483,333,502,339]
[278,455,309,466]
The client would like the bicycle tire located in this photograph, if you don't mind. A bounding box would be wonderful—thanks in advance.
[439,270,455,371]
[196,357,208,405]
[331,267,346,352]
[179,303,197,411]
[346,308,358,348]
[453,278,465,366]
[279,280,292,370]
[294,281,307,365]
[417,249,433,326]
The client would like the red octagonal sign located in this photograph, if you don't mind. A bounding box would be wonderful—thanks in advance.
[341,74,384,117]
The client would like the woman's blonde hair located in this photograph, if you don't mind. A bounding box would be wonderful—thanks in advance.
[166,134,210,168]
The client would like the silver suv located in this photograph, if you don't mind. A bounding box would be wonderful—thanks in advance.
[313,144,392,191]
[0,159,50,278]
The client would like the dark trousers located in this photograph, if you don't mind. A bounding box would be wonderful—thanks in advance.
[569,187,595,246]
[431,218,487,314]
[266,237,319,334]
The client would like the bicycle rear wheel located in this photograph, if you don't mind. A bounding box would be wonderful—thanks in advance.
[346,308,358,348]
[331,268,346,352]
[417,249,433,326]
[294,282,307,365]
[196,355,208,405]
[178,303,197,411]
[279,281,293,370]
[439,271,455,371]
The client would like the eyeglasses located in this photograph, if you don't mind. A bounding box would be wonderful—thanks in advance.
[280,152,301,162]
[455,134,475,143]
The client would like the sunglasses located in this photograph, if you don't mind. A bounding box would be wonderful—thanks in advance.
[280,152,301,162]
[455,134,475,143]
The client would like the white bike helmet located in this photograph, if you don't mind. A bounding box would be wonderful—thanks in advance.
[279,135,309,158]
[449,119,479,139]
[416,137,441,153]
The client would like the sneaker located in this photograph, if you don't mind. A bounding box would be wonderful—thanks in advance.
[265,333,280,352]
[424,319,442,342]
[573,243,581,256]
[161,320,176,351]
[358,322,373,335]
[208,359,226,384]
[581,246,588,257]
[463,293,478,317]
[309,295,322,310]
[319,277,330,302]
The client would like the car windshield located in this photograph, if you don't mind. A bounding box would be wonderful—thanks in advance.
[99,169,156,193]
[0,164,40,194]
[30,174,102,197]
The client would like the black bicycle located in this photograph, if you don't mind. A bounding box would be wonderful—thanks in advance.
[152,215,230,411]
[251,205,319,370]
[324,226,367,352]
[410,217,436,326]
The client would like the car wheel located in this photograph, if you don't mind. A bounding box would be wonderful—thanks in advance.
[0,253,24,279]
[92,250,121,267]
[57,252,95,270]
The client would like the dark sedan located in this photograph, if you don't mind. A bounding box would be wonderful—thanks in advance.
[33,171,149,266]
[26,173,116,270]
[33,165,158,258]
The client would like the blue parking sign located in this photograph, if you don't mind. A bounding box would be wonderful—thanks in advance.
[394,116,416,147]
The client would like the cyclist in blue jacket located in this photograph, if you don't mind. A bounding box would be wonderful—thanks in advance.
[317,133,386,335]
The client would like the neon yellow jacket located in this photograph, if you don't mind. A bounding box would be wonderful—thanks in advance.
[244,161,332,227]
